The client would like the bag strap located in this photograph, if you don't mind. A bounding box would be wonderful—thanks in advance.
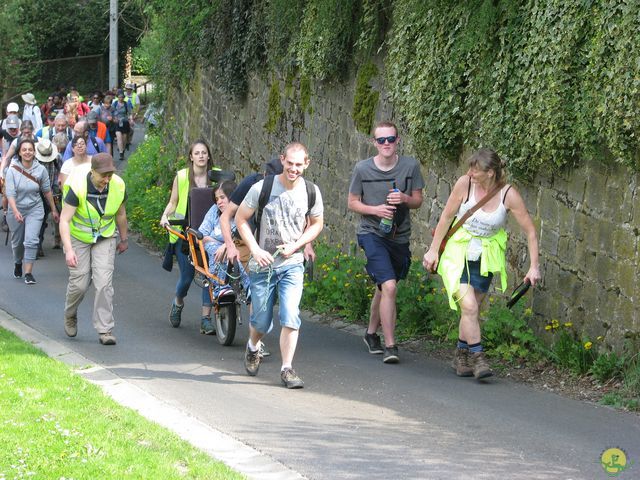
[255,174,275,243]
[304,178,316,216]
[439,181,503,251]
[11,164,40,186]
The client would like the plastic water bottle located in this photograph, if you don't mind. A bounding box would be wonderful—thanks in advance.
[379,182,398,234]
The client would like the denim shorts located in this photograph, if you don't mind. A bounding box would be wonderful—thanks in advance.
[249,262,304,334]
[460,259,494,293]
[357,233,410,287]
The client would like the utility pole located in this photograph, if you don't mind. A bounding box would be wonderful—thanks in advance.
[109,0,118,89]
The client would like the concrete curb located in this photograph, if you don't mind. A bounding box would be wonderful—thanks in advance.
[0,311,305,480]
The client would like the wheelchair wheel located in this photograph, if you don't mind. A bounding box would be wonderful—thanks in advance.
[216,303,237,346]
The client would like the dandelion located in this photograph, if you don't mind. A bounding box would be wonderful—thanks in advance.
[544,325,552,331]
[584,341,593,350]
[564,322,573,328]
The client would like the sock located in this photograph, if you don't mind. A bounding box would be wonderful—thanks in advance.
[457,339,469,350]
[468,342,483,354]
[248,339,258,352]
[281,364,292,371]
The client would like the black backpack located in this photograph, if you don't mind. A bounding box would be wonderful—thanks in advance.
[254,175,317,242]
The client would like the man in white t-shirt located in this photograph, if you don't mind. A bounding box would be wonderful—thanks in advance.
[235,142,323,389]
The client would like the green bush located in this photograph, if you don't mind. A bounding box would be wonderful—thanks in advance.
[481,304,544,362]
[590,351,625,383]
[548,330,597,376]
[123,134,182,250]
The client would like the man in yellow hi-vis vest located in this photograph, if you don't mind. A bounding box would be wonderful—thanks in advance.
[59,153,128,345]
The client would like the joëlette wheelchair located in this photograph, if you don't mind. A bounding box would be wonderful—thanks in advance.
[165,170,249,346]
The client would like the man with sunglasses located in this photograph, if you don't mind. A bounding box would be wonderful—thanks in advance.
[348,121,424,364]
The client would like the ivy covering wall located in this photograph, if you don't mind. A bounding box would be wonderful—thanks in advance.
[141,0,640,178]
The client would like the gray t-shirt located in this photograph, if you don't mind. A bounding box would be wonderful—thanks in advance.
[5,158,51,210]
[243,175,323,268]
[349,155,424,243]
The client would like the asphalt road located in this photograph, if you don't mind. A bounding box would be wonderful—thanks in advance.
[1,133,639,479]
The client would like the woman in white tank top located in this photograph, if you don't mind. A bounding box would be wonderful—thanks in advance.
[422,149,541,380]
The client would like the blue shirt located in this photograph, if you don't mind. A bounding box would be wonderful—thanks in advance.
[62,136,106,161]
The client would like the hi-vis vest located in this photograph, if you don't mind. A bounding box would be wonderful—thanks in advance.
[69,174,125,243]
[168,168,189,244]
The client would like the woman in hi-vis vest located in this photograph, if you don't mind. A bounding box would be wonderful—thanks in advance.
[160,140,214,330]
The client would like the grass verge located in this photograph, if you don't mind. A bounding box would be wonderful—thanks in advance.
[0,327,244,480]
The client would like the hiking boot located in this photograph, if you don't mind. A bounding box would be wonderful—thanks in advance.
[451,348,474,377]
[363,332,384,354]
[119,152,125,162]
[383,345,399,364]
[14,263,22,278]
[200,316,215,335]
[258,341,270,358]
[64,316,77,337]
[169,301,184,328]
[281,368,304,389]
[24,273,36,285]
[244,343,261,376]
[99,331,117,345]
[470,351,493,379]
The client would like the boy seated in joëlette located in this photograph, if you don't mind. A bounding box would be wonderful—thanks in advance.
[198,181,250,299]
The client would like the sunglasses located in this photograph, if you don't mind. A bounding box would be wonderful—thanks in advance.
[374,136,397,145]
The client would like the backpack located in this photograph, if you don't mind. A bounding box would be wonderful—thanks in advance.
[254,175,316,243]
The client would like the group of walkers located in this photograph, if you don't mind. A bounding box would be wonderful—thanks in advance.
[0,84,137,345]
[1,99,540,388]
[157,120,539,389]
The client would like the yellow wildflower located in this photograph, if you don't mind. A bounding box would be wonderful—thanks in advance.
[524,308,533,316]
[344,283,350,288]
[544,325,552,331]
[564,322,573,328]
[584,341,593,350]
[597,336,604,341]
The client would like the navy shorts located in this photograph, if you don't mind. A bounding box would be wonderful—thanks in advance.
[460,259,493,293]
[357,233,410,287]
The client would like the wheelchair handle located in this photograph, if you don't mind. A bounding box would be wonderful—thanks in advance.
[187,228,204,240]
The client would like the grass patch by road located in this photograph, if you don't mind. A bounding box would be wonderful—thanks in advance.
[0,327,244,480]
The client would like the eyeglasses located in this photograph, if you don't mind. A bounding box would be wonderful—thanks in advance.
[374,136,397,145]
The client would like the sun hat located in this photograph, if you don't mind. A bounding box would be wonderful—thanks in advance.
[6,102,19,113]
[5,115,20,129]
[125,82,134,89]
[21,93,37,105]
[91,153,116,174]
[34,139,59,163]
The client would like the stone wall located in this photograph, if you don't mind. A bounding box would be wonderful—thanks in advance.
[167,66,639,349]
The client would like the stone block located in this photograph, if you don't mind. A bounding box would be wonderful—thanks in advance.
[613,226,638,260]
[567,169,587,203]
[595,253,617,285]
[540,229,560,257]
[583,170,608,215]
[538,189,559,230]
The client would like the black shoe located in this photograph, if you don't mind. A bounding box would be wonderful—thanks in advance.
[363,332,384,354]
[24,273,36,285]
[14,263,22,278]
[383,345,399,364]
[281,368,304,389]
[119,152,125,161]
[244,343,261,376]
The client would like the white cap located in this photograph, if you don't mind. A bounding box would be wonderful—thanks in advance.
[7,102,19,113]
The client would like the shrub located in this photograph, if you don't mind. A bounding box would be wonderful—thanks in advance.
[123,134,182,250]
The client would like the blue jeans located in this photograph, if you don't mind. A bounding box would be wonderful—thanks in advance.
[174,238,208,305]
[249,263,304,334]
